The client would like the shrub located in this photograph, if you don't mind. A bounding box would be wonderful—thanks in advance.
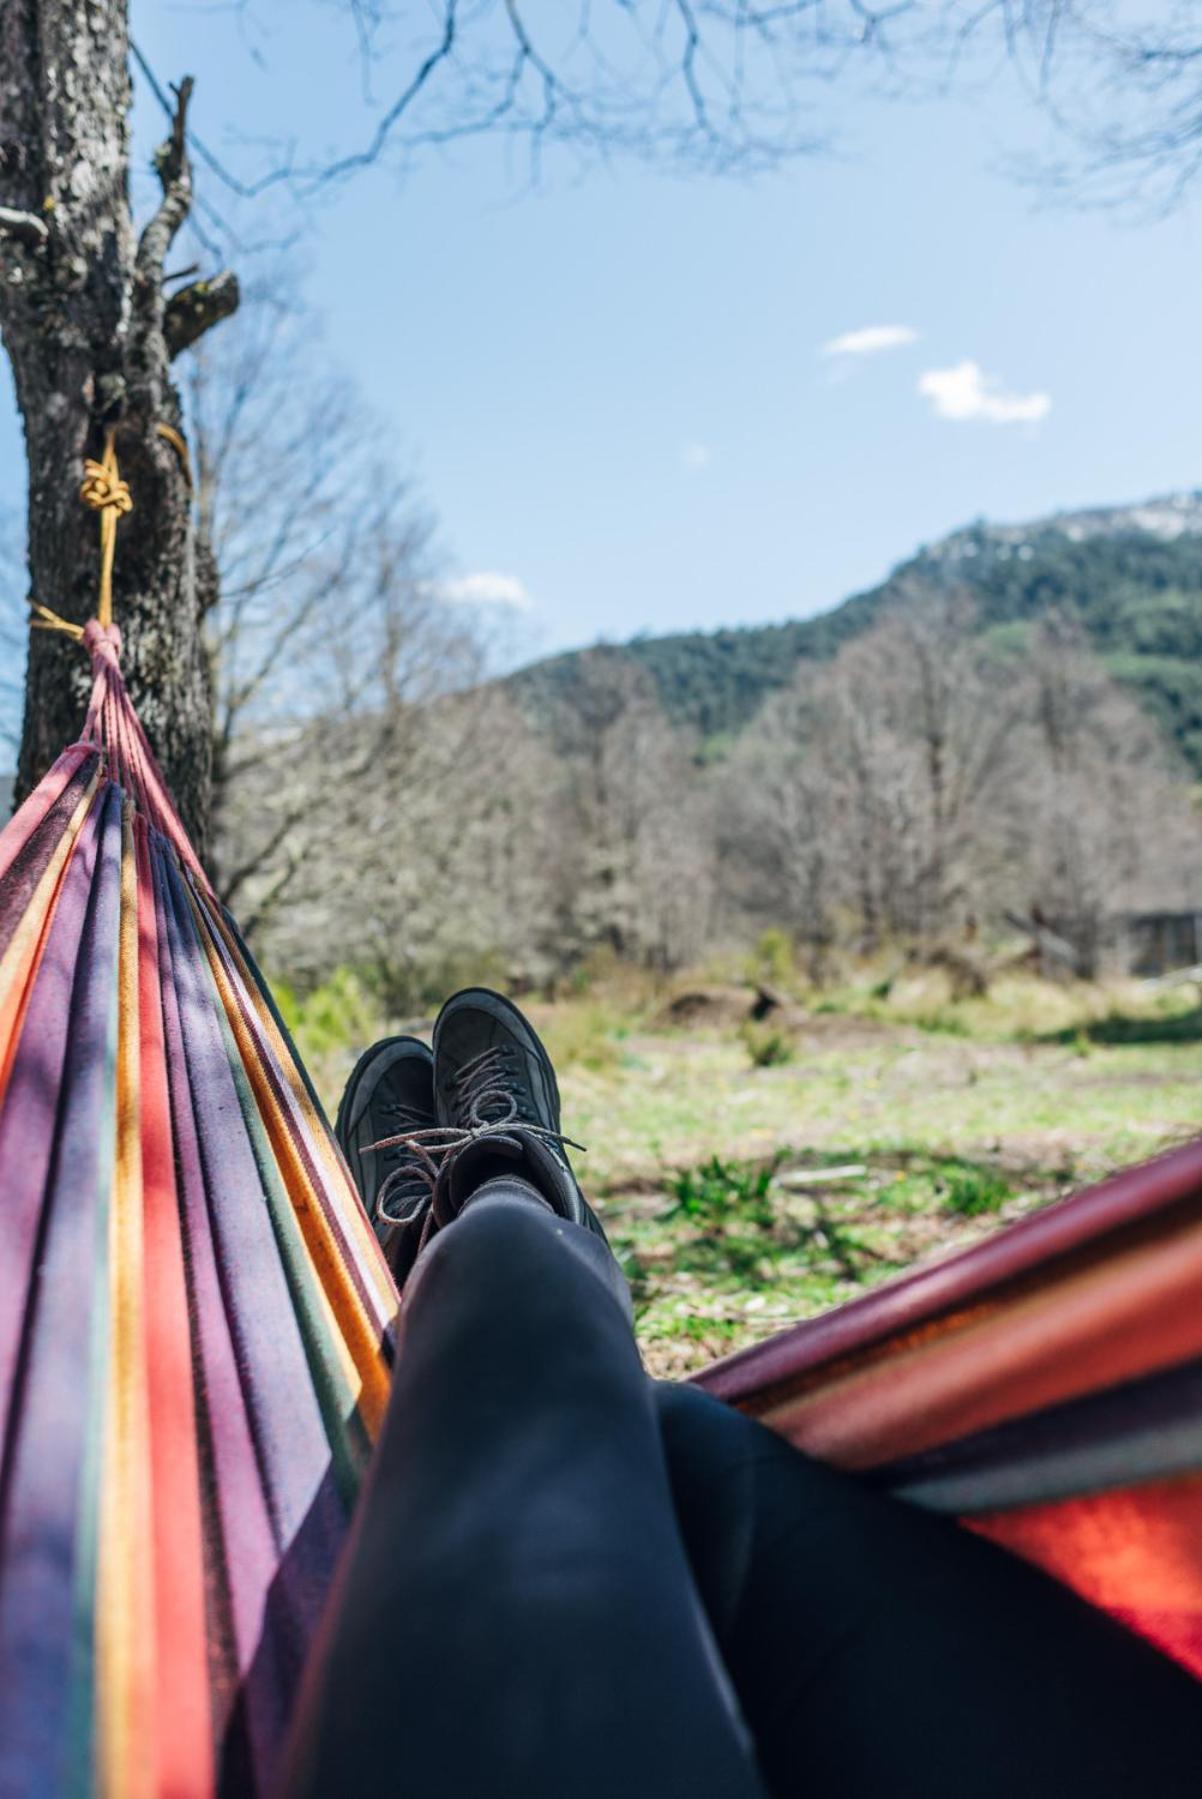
[276,966,384,1059]
[746,927,796,989]
[941,1164,1011,1217]
[670,1156,776,1229]
[540,1000,626,1072]
[371,947,510,1017]
[740,1020,795,1068]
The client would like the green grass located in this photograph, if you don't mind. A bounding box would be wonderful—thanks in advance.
[1048,1005,1202,1047]
[668,1156,779,1228]
[606,1145,1038,1375]
[940,1162,1012,1217]
[538,1000,634,1073]
[739,1020,796,1067]
[290,966,1202,1380]
[548,985,1201,1375]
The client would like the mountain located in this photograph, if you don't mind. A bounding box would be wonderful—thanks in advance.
[512,494,1202,770]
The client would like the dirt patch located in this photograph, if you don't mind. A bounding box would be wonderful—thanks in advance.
[657,985,758,1028]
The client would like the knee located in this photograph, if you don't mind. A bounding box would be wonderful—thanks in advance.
[404,1190,556,1306]
[654,1381,837,1537]
[655,1379,753,1472]
[655,1378,728,1432]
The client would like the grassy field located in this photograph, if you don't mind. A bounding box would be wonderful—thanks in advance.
[288,965,1202,1379]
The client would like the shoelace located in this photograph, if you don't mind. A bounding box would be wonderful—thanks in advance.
[449,1044,536,1130]
[367,1118,585,1235]
[365,1099,437,1217]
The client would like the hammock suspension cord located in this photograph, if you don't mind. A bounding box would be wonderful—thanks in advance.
[30,419,190,645]
[79,424,132,628]
[24,425,206,877]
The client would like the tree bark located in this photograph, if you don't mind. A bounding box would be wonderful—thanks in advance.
[0,1,235,850]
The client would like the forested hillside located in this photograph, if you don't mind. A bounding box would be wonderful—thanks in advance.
[512,496,1202,769]
[213,492,1202,999]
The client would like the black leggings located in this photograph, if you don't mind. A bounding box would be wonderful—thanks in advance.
[283,1183,1202,1797]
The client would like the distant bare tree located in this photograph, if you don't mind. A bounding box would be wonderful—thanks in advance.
[541,649,713,971]
[191,285,496,954]
[854,592,1028,938]
[352,686,566,1006]
[186,288,438,902]
[727,595,1027,962]
[719,671,839,979]
[212,508,481,947]
[1021,613,1198,971]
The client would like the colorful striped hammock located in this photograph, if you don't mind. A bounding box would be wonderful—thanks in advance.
[0,616,396,1795]
[4,443,1201,1790]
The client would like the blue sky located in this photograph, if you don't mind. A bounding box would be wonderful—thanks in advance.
[3,6,1201,666]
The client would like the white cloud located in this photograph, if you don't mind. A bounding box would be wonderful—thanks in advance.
[918,360,1051,425]
[822,324,918,358]
[682,441,712,470]
[440,571,534,612]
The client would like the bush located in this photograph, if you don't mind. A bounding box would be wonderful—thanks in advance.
[274,966,384,1060]
[912,1007,972,1038]
[670,1156,776,1229]
[740,1020,795,1067]
[746,927,796,989]
[540,1000,626,1072]
[941,1164,1011,1217]
[371,947,511,1017]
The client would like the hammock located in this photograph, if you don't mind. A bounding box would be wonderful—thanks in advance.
[697,1134,1202,1681]
[1,438,397,1795]
[4,439,1200,1793]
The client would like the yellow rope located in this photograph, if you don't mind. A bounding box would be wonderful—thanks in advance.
[29,421,190,642]
[79,425,133,630]
[155,421,193,489]
[28,600,85,641]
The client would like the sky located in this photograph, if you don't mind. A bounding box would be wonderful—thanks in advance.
[2,4,1201,668]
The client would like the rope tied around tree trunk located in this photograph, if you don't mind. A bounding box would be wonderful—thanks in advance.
[22,421,208,882]
[28,419,191,657]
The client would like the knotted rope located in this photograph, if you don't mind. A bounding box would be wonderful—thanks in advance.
[79,426,132,630]
[21,423,208,883]
[28,420,190,652]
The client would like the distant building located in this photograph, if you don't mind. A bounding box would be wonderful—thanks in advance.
[1125,912,1202,978]
[1027,910,1202,979]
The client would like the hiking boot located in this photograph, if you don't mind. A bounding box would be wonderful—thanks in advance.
[335,1035,439,1283]
[432,987,609,1243]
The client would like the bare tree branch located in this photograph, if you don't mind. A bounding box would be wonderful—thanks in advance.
[0,207,48,247]
[150,1,1202,215]
[137,76,195,279]
[165,270,241,358]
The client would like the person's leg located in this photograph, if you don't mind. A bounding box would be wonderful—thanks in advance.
[283,1187,767,1799]
[656,1381,1202,1799]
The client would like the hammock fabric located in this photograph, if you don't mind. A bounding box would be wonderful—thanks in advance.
[698,1134,1202,1682]
[0,619,397,1796]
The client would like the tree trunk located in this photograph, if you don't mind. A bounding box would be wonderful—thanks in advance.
[0,0,235,850]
